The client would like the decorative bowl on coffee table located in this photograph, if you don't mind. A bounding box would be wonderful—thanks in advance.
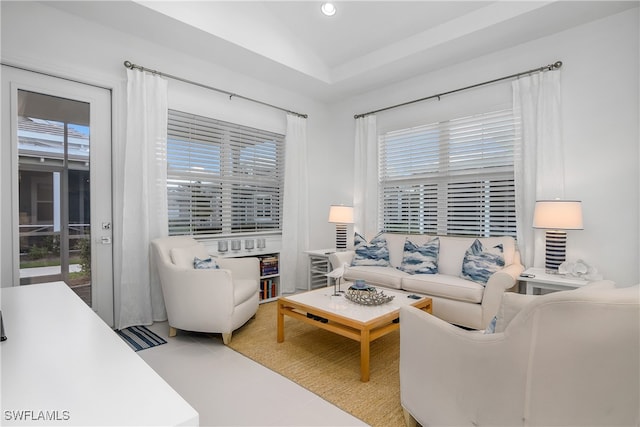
[345,283,395,306]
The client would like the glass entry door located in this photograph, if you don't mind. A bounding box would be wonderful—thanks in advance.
[18,90,91,295]
[1,66,114,326]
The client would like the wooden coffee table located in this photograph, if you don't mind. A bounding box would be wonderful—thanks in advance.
[277,286,432,382]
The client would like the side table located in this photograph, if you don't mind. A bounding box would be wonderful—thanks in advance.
[304,249,335,291]
[519,267,590,295]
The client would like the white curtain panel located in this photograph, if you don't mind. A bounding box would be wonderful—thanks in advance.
[116,69,169,329]
[354,115,379,240]
[280,114,309,294]
[513,70,564,268]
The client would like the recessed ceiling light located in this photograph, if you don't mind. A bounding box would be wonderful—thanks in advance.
[321,2,336,17]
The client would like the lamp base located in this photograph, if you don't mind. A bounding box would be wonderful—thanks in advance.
[544,230,567,272]
[335,224,347,251]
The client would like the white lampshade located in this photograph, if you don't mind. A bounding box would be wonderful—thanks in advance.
[533,199,583,273]
[328,205,353,251]
[328,205,354,224]
[533,200,583,230]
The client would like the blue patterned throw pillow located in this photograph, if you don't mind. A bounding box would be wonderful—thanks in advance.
[461,239,505,285]
[351,232,391,267]
[484,316,497,334]
[398,238,439,274]
[194,257,219,269]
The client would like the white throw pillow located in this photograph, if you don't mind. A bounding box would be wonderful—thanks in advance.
[494,292,537,333]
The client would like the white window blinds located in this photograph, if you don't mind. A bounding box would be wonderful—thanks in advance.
[379,109,518,237]
[167,110,285,236]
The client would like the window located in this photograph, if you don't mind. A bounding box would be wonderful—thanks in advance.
[167,110,285,236]
[379,109,518,237]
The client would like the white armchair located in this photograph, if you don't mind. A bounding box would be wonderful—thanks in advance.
[150,236,259,344]
[400,281,640,426]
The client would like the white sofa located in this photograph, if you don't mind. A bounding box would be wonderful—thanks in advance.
[329,234,524,330]
[399,281,640,426]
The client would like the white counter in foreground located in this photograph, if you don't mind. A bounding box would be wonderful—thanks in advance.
[1,282,198,426]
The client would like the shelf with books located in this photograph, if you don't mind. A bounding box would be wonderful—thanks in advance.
[257,253,280,303]
[259,277,278,301]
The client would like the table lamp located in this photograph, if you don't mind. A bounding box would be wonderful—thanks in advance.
[328,205,354,251]
[533,200,583,273]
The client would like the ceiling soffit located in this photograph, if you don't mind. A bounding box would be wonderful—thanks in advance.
[46,1,639,102]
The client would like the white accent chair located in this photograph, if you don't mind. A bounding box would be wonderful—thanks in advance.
[150,236,259,345]
[400,280,640,426]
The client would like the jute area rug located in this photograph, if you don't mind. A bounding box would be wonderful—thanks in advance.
[227,301,405,427]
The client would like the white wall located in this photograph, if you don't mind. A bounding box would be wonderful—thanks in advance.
[0,2,335,290]
[0,0,332,160]
[2,3,638,286]
[327,8,640,285]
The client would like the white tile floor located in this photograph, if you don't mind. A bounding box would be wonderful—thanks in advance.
[140,321,369,427]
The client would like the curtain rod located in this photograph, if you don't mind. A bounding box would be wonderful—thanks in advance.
[123,60,308,119]
[354,60,563,119]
